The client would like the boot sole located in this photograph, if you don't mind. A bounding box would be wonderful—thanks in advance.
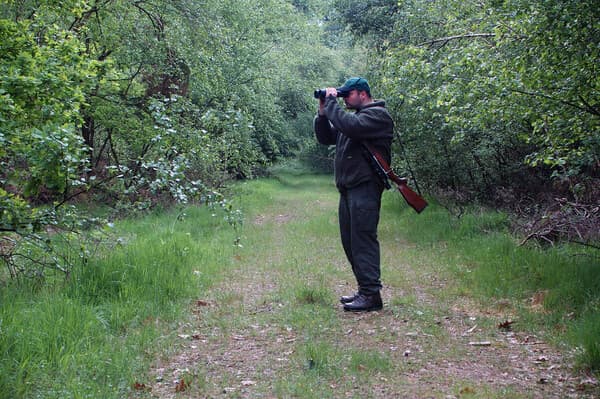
[343,305,383,312]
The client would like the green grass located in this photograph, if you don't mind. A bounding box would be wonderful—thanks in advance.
[384,194,600,371]
[0,206,238,398]
[570,309,600,370]
[1,163,598,398]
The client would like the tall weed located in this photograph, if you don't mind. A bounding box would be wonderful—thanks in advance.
[0,206,237,398]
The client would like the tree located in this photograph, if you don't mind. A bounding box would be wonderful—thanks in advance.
[335,0,599,205]
[0,0,354,278]
[0,4,101,277]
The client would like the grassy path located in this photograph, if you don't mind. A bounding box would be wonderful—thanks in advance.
[148,169,596,398]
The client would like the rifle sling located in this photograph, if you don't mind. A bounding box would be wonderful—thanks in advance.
[361,143,391,189]
[362,143,404,186]
[362,142,428,214]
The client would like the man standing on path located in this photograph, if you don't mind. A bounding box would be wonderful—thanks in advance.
[313,77,394,312]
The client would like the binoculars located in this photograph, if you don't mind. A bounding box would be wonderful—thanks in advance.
[313,88,349,99]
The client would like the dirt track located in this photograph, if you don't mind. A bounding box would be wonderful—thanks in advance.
[148,175,599,398]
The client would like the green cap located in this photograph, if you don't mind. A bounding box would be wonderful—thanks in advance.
[337,77,371,95]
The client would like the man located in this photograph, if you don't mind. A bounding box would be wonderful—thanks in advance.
[314,77,394,312]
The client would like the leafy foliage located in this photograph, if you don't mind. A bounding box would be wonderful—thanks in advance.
[332,0,599,208]
[1,0,350,278]
[0,16,93,200]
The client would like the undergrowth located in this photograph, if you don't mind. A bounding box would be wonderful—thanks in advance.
[384,195,600,372]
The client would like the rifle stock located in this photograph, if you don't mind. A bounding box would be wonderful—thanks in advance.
[363,143,428,214]
[389,174,428,213]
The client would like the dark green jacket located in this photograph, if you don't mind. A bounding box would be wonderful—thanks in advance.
[314,96,394,191]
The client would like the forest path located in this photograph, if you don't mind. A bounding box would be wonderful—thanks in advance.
[149,171,596,398]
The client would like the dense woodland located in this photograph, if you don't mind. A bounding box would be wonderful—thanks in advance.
[1,0,598,278]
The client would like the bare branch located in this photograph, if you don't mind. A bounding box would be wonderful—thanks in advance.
[510,88,597,116]
[578,95,600,117]
[418,33,496,47]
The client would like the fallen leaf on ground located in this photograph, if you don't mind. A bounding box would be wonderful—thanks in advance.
[175,379,188,392]
[498,320,515,330]
[460,386,475,394]
[133,382,150,391]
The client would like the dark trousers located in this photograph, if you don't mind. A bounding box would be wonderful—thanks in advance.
[338,181,383,296]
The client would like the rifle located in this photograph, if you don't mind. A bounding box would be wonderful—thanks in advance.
[363,143,428,214]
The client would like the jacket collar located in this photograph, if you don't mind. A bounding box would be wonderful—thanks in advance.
[356,100,386,112]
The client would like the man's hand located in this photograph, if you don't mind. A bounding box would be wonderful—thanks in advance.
[319,87,338,116]
[325,87,338,97]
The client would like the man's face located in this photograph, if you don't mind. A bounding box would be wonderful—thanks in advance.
[343,89,363,110]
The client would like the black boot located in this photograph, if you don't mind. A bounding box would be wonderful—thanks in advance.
[343,292,383,312]
[340,292,359,304]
